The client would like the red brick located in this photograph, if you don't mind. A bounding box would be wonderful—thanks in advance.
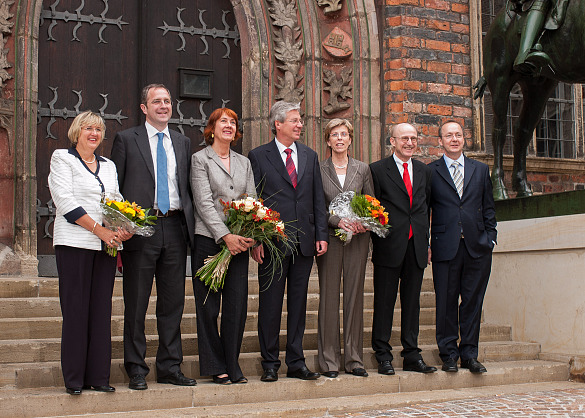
[403,16,420,26]
[404,102,423,112]
[387,69,407,80]
[424,0,450,11]
[529,174,548,182]
[389,81,404,90]
[451,43,470,53]
[387,38,403,48]
[452,64,470,75]
[427,19,450,31]
[386,16,402,26]
[452,3,469,13]
[452,106,472,117]
[453,86,470,96]
[451,23,470,34]
[388,59,403,69]
[428,61,451,73]
[427,83,452,94]
[427,104,452,115]
[404,58,422,68]
[404,80,422,90]
[390,103,404,113]
[424,39,451,52]
[402,37,422,48]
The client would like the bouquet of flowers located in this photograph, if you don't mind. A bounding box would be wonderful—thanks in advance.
[329,191,390,244]
[99,193,157,257]
[196,195,295,300]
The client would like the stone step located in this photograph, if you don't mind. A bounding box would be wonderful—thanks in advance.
[0,291,438,319]
[0,275,436,298]
[0,323,511,364]
[0,360,568,417]
[0,307,438,340]
[0,341,542,390]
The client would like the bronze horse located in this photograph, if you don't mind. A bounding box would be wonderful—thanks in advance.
[474,0,585,200]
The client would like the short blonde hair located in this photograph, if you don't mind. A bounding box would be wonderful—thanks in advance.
[68,111,106,146]
[324,118,353,144]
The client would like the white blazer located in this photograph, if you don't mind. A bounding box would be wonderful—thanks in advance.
[48,148,121,251]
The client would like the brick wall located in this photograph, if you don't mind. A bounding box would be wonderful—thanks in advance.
[382,0,473,161]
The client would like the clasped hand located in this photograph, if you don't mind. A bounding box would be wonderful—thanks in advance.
[223,233,255,255]
[338,218,367,234]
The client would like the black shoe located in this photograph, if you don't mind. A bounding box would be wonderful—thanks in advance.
[128,374,148,390]
[261,368,278,382]
[212,374,231,385]
[86,385,115,392]
[286,366,320,380]
[349,367,369,377]
[461,358,487,373]
[66,387,82,395]
[403,359,437,373]
[322,371,339,378]
[157,371,197,386]
[232,376,248,384]
[378,360,395,375]
[442,358,458,372]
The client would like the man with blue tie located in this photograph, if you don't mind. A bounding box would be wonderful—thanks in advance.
[428,120,497,374]
[110,84,196,390]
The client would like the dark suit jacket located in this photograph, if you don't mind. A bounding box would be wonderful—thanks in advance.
[110,124,195,250]
[428,155,497,262]
[248,139,328,257]
[370,157,431,269]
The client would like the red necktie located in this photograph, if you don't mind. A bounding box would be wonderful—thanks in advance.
[403,162,413,239]
[284,148,297,188]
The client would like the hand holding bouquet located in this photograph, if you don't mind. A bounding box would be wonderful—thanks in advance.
[196,195,295,300]
[100,193,157,256]
[329,191,390,244]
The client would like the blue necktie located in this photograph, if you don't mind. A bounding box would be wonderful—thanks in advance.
[156,132,170,214]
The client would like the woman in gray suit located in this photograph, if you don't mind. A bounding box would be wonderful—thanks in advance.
[190,108,256,384]
[317,118,374,378]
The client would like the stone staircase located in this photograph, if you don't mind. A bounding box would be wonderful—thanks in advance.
[0,263,569,417]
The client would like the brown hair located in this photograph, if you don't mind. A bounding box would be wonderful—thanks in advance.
[324,118,354,144]
[141,83,171,105]
[203,108,242,145]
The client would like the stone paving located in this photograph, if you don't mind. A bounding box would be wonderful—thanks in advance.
[335,388,585,417]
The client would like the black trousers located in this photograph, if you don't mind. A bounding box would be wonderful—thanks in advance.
[55,245,116,388]
[191,235,249,381]
[372,238,424,364]
[258,247,313,371]
[121,215,188,378]
[432,239,492,362]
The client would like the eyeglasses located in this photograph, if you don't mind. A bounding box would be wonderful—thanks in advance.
[83,127,102,133]
[150,99,172,106]
[286,118,304,126]
[443,133,463,140]
[396,136,417,143]
[330,132,349,139]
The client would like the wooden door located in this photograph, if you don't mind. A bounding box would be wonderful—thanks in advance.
[36,0,241,275]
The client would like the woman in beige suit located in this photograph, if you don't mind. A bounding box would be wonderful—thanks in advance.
[317,118,374,378]
[190,108,256,385]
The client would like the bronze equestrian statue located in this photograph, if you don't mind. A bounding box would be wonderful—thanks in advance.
[474,0,582,199]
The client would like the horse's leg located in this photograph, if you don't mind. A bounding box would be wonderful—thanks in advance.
[513,78,558,197]
[488,79,513,200]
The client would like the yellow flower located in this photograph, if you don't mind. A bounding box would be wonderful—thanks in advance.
[123,207,136,217]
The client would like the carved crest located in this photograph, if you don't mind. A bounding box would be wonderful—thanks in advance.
[322,26,352,58]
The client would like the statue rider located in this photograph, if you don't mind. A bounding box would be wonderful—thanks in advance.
[512,0,570,75]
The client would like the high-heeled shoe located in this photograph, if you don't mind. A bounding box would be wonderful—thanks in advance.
[231,376,248,384]
[212,374,231,385]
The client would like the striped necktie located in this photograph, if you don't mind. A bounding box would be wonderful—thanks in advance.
[451,161,463,198]
[284,148,297,188]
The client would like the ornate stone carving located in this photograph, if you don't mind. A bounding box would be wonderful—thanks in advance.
[0,0,14,91]
[323,67,352,114]
[317,0,343,15]
[322,27,352,58]
[267,0,304,103]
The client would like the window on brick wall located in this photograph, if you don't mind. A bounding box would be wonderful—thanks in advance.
[480,0,577,159]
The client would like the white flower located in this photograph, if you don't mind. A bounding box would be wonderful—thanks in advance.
[256,206,267,219]
[276,221,285,231]
[243,196,255,212]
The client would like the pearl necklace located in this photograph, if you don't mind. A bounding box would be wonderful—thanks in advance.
[218,154,230,160]
[333,161,348,169]
[82,155,96,164]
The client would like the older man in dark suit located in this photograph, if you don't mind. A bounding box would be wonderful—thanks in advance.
[428,120,497,374]
[249,101,329,382]
[370,123,436,375]
[110,84,196,390]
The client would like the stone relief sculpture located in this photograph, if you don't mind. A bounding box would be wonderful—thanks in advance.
[0,0,14,92]
[323,67,352,114]
[267,0,304,103]
[317,0,343,14]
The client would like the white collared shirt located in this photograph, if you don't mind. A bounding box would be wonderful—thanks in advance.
[274,138,298,172]
[145,121,181,210]
[443,153,465,185]
[393,153,413,183]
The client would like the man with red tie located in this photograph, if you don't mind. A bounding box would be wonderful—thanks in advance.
[369,123,436,375]
[249,101,329,382]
